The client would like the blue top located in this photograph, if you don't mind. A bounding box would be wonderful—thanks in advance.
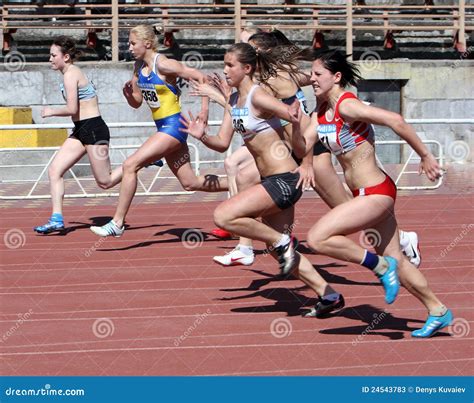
[136,53,181,121]
[60,80,97,101]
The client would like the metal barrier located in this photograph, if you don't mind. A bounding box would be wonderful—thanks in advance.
[1,119,472,200]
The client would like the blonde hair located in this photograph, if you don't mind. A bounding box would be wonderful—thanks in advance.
[243,22,261,36]
[130,24,159,51]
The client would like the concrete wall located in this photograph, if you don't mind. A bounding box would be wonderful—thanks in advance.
[0,59,472,167]
[358,59,474,163]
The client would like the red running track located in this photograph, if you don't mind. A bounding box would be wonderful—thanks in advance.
[0,191,472,376]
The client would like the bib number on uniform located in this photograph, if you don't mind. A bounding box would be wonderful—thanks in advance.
[233,118,247,135]
[142,89,160,108]
[318,124,339,154]
[300,100,309,115]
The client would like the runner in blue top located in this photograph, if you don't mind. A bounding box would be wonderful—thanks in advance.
[34,36,122,234]
[91,25,227,237]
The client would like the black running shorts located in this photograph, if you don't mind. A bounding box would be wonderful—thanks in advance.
[70,116,110,145]
[313,140,330,156]
[261,171,303,210]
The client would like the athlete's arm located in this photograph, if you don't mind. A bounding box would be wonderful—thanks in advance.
[339,98,442,181]
[252,88,307,157]
[157,55,210,118]
[180,109,234,153]
[300,111,319,154]
[294,70,312,88]
[41,70,79,118]
[123,62,143,108]
[189,80,226,108]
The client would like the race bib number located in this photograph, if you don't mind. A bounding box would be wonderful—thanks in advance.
[318,123,339,153]
[141,89,160,108]
[232,118,246,135]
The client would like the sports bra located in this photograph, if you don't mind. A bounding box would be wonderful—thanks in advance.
[280,87,310,127]
[60,79,96,101]
[317,92,374,156]
[137,53,181,121]
[230,85,281,141]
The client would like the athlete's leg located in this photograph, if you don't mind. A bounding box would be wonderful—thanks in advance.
[214,181,288,245]
[48,138,87,215]
[224,145,253,197]
[213,160,260,266]
[312,151,351,209]
[307,195,394,264]
[86,143,123,189]
[307,195,400,304]
[372,213,452,336]
[373,214,444,311]
[112,132,182,227]
[166,143,228,192]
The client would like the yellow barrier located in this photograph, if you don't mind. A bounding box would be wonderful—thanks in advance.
[0,107,67,148]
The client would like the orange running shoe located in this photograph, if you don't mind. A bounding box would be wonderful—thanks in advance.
[210,228,233,240]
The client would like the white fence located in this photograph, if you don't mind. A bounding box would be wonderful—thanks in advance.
[1,119,471,200]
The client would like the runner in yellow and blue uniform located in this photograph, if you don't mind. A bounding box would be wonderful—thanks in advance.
[91,25,227,238]
[137,52,187,143]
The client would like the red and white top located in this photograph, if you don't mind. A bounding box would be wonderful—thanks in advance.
[317,92,374,156]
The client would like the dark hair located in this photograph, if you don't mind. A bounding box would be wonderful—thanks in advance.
[248,29,293,51]
[227,42,303,90]
[52,36,81,61]
[302,49,362,88]
[226,43,277,83]
[270,29,293,46]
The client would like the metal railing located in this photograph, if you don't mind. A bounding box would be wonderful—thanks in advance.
[2,118,471,200]
[1,1,472,61]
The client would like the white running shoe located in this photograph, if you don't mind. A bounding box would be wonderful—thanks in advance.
[90,220,124,238]
[400,231,421,268]
[213,246,254,266]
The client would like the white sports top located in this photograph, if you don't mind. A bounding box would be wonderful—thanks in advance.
[229,85,281,141]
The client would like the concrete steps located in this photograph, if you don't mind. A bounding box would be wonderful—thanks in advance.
[1,6,472,63]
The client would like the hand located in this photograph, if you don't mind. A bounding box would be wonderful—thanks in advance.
[208,73,232,102]
[122,80,134,98]
[179,111,207,140]
[41,107,53,118]
[419,153,442,181]
[189,79,220,101]
[293,163,316,190]
[288,99,301,125]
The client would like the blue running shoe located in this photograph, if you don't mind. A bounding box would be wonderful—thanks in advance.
[34,220,65,234]
[377,256,400,304]
[146,159,164,168]
[411,309,453,338]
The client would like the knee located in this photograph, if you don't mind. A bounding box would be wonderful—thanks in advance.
[96,179,112,190]
[122,158,140,174]
[48,164,62,181]
[307,228,328,252]
[213,205,232,230]
[181,179,198,192]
